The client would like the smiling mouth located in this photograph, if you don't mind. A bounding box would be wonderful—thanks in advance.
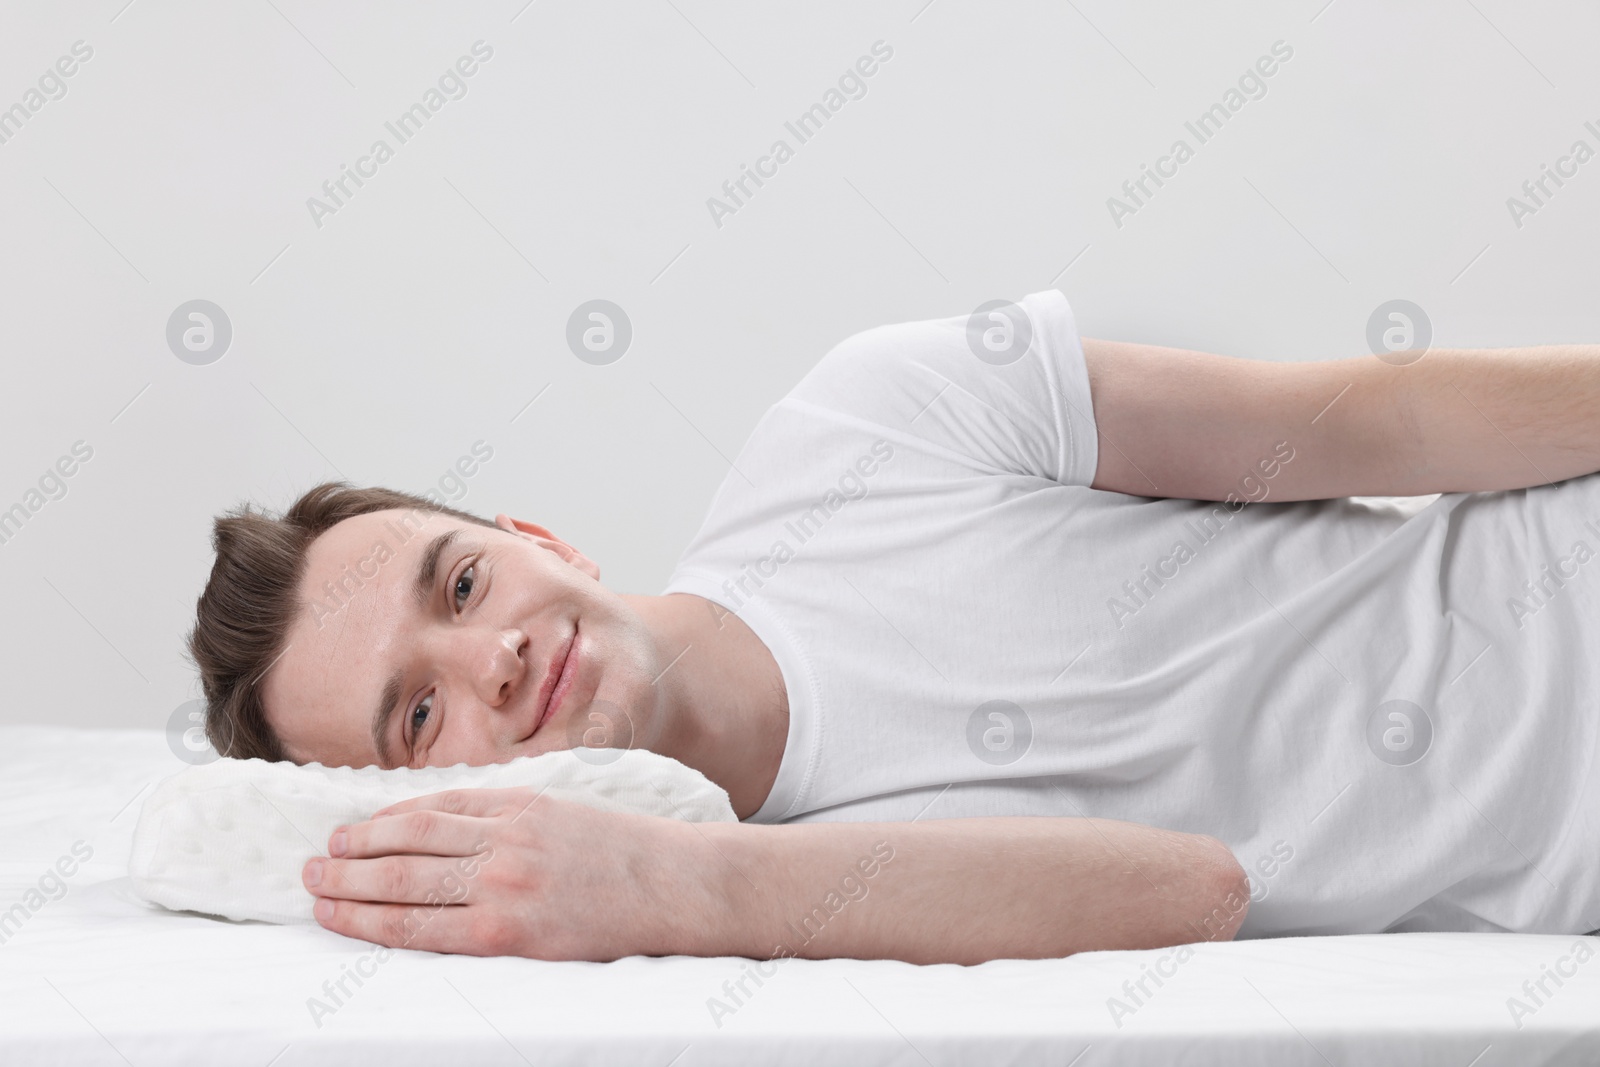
[530,626,579,739]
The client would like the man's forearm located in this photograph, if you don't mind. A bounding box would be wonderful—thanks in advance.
[1358,344,1600,495]
[1081,337,1600,502]
[670,816,1250,965]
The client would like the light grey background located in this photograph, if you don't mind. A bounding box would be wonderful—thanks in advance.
[1,0,1595,731]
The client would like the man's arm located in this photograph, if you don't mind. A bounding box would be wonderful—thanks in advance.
[1081,337,1600,501]
[302,789,1250,963]
[701,813,1249,964]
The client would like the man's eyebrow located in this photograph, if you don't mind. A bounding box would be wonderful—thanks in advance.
[371,668,405,770]
[413,529,461,607]
[370,529,461,768]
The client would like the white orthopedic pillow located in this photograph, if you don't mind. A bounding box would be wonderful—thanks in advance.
[129,748,736,925]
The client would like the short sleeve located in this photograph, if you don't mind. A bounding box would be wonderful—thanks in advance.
[782,290,1100,487]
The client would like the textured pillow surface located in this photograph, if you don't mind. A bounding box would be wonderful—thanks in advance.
[129,748,736,924]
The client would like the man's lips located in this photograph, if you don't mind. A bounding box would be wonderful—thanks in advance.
[532,627,578,736]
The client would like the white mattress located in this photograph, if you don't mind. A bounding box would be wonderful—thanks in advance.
[2,724,1596,1065]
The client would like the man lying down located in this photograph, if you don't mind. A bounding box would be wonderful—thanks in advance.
[187,290,1600,963]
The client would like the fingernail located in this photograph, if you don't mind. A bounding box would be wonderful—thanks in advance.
[314,897,334,922]
[305,859,323,887]
[330,830,348,857]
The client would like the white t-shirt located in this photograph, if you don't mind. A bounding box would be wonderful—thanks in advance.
[662,289,1600,939]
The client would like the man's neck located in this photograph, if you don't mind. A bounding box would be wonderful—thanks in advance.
[618,592,789,820]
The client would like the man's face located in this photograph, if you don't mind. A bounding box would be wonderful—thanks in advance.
[263,508,660,769]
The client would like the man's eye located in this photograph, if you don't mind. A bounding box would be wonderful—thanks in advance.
[454,565,475,611]
[409,693,434,746]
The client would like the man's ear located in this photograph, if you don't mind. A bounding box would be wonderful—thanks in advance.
[493,514,601,580]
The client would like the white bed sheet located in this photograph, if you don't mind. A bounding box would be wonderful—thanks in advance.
[2,724,1596,1066]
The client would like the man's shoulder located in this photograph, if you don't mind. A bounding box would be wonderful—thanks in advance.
[776,290,1094,487]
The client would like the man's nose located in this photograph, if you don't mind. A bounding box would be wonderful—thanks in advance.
[450,624,529,706]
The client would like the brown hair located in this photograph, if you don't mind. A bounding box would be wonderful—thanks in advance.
[187,481,497,763]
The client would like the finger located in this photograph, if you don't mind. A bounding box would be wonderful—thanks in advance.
[333,809,490,860]
[305,850,495,905]
[371,786,535,820]
[312,895,494,956]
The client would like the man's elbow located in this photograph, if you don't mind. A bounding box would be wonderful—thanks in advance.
[1190,835,1251,943]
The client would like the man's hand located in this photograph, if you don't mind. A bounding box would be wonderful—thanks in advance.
[301,787,731,961]
[303,787,1249,964]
